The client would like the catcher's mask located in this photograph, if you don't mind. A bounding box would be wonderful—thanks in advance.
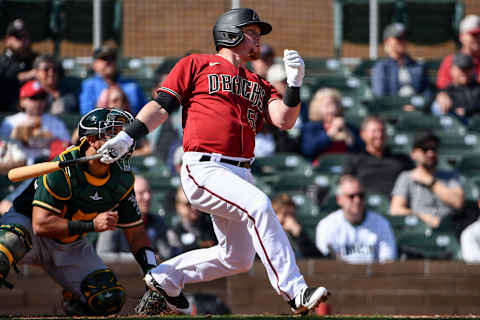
[78,107,135,171]
[213,8,272,52]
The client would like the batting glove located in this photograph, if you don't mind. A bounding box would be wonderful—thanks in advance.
[97,131,134,164]
[283,49,305,87]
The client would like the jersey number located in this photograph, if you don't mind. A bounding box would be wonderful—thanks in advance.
[247,108,257,131]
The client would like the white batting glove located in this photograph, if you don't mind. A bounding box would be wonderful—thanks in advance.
[97,131,134,164]
[283,49,305,87]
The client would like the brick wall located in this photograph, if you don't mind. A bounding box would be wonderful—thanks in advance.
[2,260,480,316]
[14,0,480,59]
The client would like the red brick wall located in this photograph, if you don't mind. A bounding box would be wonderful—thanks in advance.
[11,0,480,59]
[2,260,480,316]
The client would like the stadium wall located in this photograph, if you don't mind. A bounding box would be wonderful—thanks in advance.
[2,260,480,315]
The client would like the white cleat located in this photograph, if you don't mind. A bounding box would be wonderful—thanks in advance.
[289,286,330,315]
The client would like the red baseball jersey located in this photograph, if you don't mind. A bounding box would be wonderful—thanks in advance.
[157,54,282,158]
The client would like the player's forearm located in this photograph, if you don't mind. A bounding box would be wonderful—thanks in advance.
[32,208,74,237]
[136,100,170,132]
[268,99,300,130]
[124,225,153,253]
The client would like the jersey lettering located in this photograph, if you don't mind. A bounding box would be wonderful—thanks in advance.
[208,74,220,94]
[207,73,266,111]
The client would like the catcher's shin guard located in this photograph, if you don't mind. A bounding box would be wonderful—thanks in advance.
[0,224,32,288]
[80,268,125,315]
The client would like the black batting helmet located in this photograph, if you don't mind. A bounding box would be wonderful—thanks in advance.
[213,8,272,52]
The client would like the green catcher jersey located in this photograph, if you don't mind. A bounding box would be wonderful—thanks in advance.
[13,139,142,243]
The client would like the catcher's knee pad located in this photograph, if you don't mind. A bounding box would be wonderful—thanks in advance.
[80,268,125,315]
[0,224,32,288]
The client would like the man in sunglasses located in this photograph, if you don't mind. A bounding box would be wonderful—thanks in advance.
[315,175,397,263]
[0,18,38,111]
[390,132,464,228]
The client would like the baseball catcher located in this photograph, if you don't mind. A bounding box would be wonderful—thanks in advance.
[0,108,158,316]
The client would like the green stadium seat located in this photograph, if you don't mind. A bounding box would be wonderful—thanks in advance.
[365,193,390,216]
[382,214,429,238]
[251,153,312,176]
[303,58,348,78]
[130,155,170,177]
[396,229,461,260]
[313,153,349,175]
[362,96,428,121]
[394,112,466,136]
[56,112,82,135]
[455,155,480,178]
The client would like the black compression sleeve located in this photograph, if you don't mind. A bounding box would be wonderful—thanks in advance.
[123,119,149,141]
[283,86,301,107]
[68,220,95,235]
[134,247,157,275]
[154,91,181,114]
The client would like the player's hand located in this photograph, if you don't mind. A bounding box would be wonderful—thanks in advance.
[97,131,133,164]
[93,211,119,232]
[283,49,305,87]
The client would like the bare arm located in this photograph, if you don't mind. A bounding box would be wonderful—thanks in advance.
[390,195,441,228]
[32,207,118,237]
[267,99,300,130]
[136,100,170,132]
[431,182,464,210]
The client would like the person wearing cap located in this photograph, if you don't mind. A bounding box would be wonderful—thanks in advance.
[431,52,480,122]
[79,45,146,116]
[390,132,464,229]
[0,18,38,111]
[437,15,480,90]
[0,80,70,164]
[250,43,275,78]
[371,22,433,109]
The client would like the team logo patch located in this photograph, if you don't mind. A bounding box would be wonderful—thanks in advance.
[89,191,103,201]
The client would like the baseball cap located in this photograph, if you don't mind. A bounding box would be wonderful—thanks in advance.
[92,45,117,60]
[383,23,406,41]
[412,131,440,150]
[267,63,287,83]
[452,52,474,69]
[460,15,480,34]
[19,80,47,99]
[6,18,29,38]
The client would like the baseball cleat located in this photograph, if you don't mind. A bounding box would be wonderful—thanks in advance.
[144,272,192,315]
[289,286,330,315]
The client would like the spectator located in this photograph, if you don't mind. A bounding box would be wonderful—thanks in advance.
[250,43,275,78]
[431,52,480,122]
[96,84,132,113]
[390,132,464,229]
[371,23,433,110]
[315,175,397,263]
[343,116,414,195]
[79,45,146,116]
[437,15,480,90]
[255,63,299,157]
[34,54,78,114]
[167,186,217,255]
[0,138,26,174]
[0,80,70,164]
[272,193,322,259]
[0,18,37,111]
[96,175,173,260]
[300,88,363,164]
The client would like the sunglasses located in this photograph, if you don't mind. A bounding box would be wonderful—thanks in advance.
[29,94,47,101]
[344,192,365,200]
[420,146,438,152]
[39,66,56,72]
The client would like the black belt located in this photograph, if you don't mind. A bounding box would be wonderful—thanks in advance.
[199,155,251,169]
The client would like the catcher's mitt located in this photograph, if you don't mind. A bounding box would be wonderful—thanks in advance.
[135,289,168,315]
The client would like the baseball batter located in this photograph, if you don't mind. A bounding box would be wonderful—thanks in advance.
[99,8,329,315]
[0,108,158,316]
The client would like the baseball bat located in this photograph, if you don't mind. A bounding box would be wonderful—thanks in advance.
[8,153,103,183]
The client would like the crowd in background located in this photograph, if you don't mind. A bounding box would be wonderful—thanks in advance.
[2,14,480,265]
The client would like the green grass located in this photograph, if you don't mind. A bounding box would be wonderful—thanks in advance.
[4,316,480,320]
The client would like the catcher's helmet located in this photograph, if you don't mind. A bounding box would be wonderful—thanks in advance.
[213,8,272,51]
[78,108,135,170]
